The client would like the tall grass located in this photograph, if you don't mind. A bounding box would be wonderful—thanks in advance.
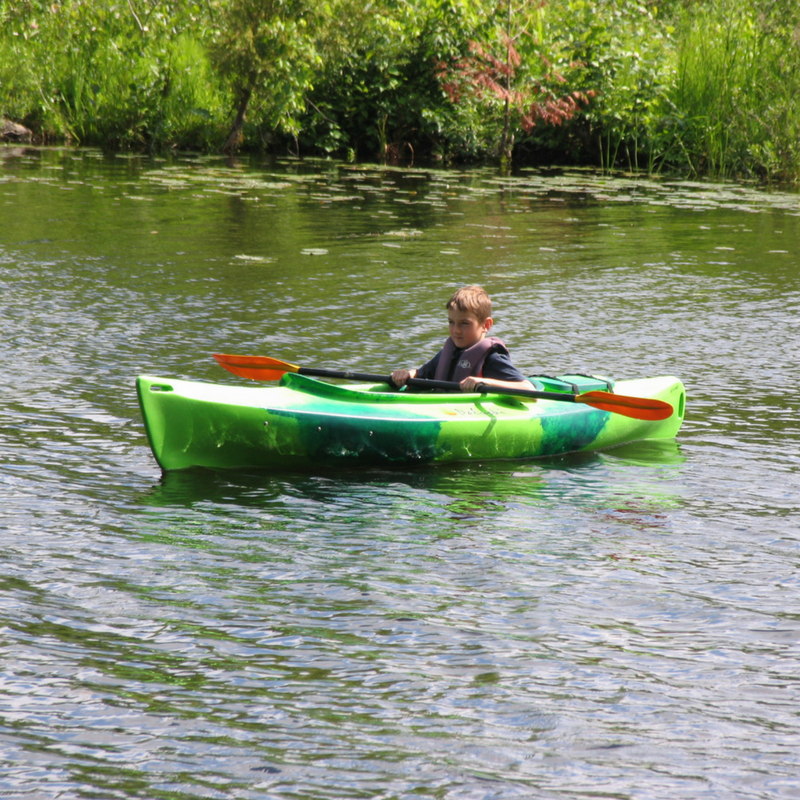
[0,2,227,150]
[65,34,227,151]
[669,0,800,181]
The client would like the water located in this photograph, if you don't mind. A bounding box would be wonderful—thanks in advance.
[1,147,799,799]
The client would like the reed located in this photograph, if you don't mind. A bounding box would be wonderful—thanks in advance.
[0,2,226,150]
[670,0,800,182]
[69,35,226,151]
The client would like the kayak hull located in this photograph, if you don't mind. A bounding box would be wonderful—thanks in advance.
[136,373,686,472]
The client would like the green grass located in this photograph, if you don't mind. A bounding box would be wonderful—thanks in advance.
[669,0,800,181]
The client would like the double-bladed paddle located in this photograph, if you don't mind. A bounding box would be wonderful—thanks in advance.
[212,353,674,421]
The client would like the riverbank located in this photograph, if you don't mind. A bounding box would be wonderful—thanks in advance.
[1,118,32,142]
[2,0,798,183]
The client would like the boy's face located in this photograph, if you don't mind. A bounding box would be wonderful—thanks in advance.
[448,308,493,349]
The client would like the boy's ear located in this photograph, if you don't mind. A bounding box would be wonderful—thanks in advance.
[483,316,494,331]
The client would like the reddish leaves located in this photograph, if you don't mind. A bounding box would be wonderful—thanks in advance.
[438,37,595,134]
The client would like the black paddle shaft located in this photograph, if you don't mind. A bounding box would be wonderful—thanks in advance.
[297,367,580,402]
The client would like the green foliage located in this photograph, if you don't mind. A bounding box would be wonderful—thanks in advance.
[208,0,329,151]
[300,0,488,161]
[522,0,677,171]
[0,0,797,181]
[0,1,224,148]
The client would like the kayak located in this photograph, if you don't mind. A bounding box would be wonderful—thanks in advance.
[136,371,686,472]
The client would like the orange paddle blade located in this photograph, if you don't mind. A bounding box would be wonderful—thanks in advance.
[576,391,673,421]
[213,354,299,382]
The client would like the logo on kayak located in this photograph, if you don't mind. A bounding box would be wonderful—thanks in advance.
[458,359,472,369]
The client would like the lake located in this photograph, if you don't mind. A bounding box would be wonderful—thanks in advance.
[1,146,799,799]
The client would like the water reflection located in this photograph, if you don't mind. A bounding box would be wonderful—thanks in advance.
[135,441,686,545]
[3,149,800,800]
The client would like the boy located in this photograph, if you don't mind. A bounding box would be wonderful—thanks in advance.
[391,285,531,393]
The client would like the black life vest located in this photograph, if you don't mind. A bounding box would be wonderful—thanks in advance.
[433,336,509,382]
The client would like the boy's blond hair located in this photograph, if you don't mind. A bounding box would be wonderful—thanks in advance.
[446,285,492,321]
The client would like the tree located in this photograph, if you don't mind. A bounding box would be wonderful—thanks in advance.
[300,0,484,161]
[437,0,594,160]
[208,0,328,152]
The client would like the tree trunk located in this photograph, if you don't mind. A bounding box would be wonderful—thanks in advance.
[499,0,513,160]
[500,97,511,158]
[222,83,254,153]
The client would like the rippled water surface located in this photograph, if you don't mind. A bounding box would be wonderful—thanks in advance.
[2,148,800,799]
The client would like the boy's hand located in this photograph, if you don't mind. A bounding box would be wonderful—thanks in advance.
[459,376,483,392]
[391,368,416,388]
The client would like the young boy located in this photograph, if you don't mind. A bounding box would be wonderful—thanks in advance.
[391,285,531,393]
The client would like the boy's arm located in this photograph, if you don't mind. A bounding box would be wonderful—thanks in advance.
[461,350,530,392]
[459,375,532,393]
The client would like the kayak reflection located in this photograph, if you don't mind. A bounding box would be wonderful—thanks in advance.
[137,439,685,530]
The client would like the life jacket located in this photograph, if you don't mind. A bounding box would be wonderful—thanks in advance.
[433,336,509,382]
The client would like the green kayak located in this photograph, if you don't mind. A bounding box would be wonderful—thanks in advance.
[137,372,685,472]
